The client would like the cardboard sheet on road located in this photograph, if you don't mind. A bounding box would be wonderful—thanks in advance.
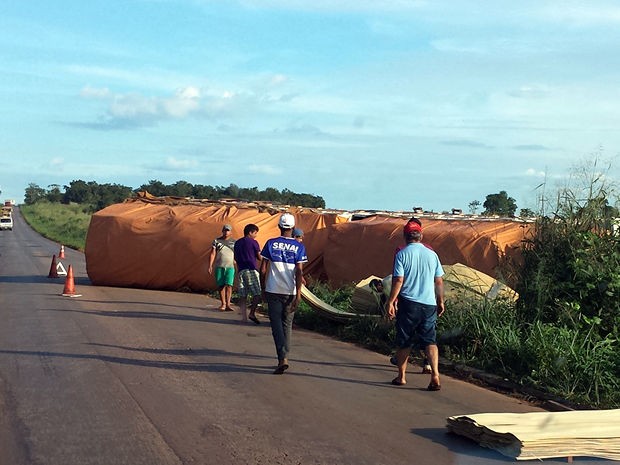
[447,409,620,461]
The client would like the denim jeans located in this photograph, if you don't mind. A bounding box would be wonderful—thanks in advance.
[265,292,295,361]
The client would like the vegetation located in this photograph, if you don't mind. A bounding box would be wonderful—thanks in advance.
[24,179,326,211]
[483,190,518,217]
[20,201,91,250]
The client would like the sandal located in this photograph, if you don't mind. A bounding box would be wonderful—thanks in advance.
[391,377,406,386]
[273,362,289,375]
[427,381,441,391]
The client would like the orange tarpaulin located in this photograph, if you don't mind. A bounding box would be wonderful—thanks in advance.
[323,216,531,286]
[85,199,346,291]
[85,197,531,292]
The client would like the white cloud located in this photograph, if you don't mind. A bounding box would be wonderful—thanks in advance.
[165,157,199,171]
[109,93,159,119]
[247,164,282,175]
[80,86,111,99]
[270,74,288,86]
[431,39,488,54]
[507,85,551,99]
[162,86,201,118]
[525,168,546,177]
[233,0,428,13]
[540,3,620,25]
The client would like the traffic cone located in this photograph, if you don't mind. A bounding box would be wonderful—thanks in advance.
[59,245,66,259]
[61,265,81,297]
[48,254,59,278]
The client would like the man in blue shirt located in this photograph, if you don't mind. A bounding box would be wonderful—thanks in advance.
[387,221,445,390]
[260,213,308,374]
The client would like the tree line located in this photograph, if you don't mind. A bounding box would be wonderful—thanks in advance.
[24,180,326,212]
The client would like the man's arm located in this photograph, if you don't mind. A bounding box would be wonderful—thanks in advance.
[259,257,269,297]
[387,276,403,320]
[290,262,304,311]
[435,276,445,317]
[208,245,217,274]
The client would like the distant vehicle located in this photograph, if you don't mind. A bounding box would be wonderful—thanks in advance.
[4,199,15,206]
[0,216,13,231]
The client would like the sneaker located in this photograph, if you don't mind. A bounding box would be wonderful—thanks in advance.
[422,364,432,374]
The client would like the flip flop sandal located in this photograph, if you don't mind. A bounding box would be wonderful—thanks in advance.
[427,381,441,391]
[391,377,406,386]
[273,363,289,375]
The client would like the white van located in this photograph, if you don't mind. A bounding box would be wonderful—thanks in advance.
[0,216,13,231]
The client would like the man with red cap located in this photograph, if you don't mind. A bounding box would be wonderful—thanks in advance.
[387,220,445,391]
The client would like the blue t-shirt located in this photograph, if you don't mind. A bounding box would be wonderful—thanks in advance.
[234,236,260,271]
[260,236,308,295]
[393,242,444,305]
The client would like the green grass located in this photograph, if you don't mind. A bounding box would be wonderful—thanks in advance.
[20,201,91,250]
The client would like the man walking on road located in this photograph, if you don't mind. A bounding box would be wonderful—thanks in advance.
[387,221,445,390]
[234,223,262,324]
[260,213,307,374]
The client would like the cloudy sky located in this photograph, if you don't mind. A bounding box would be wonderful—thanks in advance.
[1,0,619,212]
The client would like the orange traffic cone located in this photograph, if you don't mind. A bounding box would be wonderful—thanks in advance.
[59,245,66,259]
[61,265,81,297]
[48,254,59,278]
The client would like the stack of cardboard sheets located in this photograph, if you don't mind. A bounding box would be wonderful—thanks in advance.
[447,409,620,461]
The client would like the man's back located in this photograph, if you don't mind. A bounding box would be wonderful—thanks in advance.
[234,236,259,271]
[393,243,443,305]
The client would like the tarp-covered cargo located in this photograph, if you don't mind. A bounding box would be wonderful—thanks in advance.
[85,196,531,291]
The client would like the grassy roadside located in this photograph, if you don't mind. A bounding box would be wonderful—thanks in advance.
[20,201,91,251]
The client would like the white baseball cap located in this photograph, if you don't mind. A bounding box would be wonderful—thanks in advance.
[278,213,295,229]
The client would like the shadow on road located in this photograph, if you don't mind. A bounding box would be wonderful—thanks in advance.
[412,427,512,462]
[40,307,240,326]
[0,348,272,375]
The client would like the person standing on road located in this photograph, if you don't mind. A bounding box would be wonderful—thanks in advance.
[260,213,308,374]
[387,220,445,391]
[389,217,432,374]
[208,224,236,311]
[234,223,262,324]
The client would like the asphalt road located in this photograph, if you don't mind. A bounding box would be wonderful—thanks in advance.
[0,208,601,465]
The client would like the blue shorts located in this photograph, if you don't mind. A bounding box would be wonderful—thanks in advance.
[395,297,437,349]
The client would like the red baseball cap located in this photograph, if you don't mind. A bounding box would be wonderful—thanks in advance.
[404,221,422,234]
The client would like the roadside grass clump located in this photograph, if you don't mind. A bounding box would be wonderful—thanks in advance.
[437,297,533,377]
[512,158,620,407]
[20,201,91,250]
[295,282,395,355]
[522,319,620,407]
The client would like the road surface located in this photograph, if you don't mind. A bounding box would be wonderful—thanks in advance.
[0,208,596,464]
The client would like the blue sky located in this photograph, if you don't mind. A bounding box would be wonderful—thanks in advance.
[1,0,619,212]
